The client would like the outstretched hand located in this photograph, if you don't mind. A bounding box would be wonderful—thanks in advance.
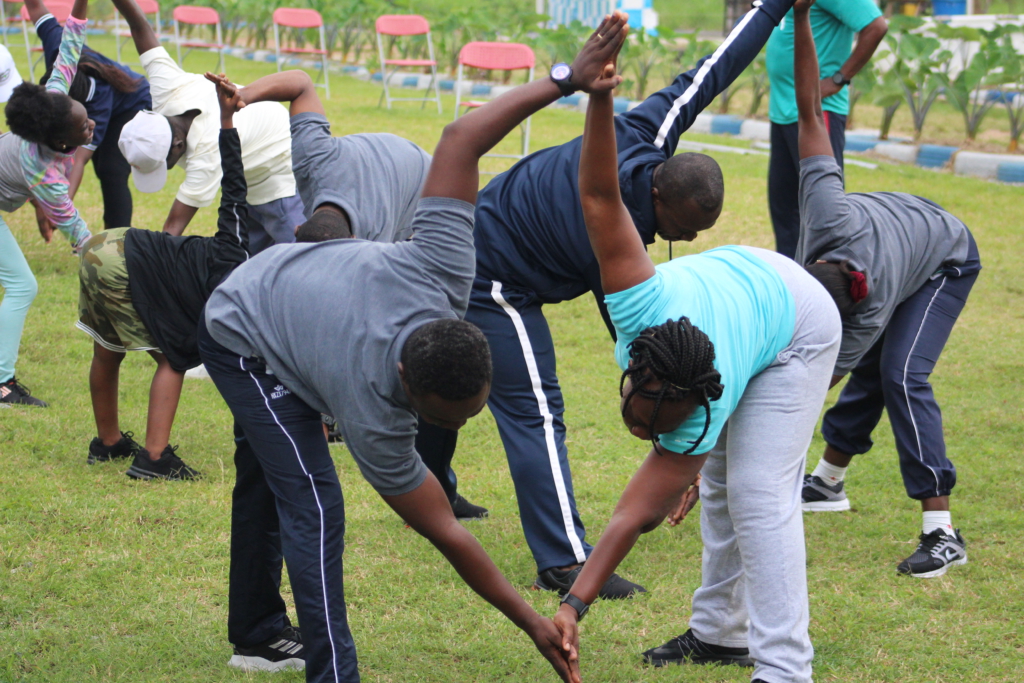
[571,11,629,94]
[529,615,581,683]
[552,605,582,683]
[204,72,245,126]
[666,473,701,526]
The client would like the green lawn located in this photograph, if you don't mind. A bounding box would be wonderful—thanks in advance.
[1,40,1023,683]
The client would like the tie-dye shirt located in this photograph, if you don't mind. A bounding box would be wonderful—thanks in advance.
[18,15,89,251]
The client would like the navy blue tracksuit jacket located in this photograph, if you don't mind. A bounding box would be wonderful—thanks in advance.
[416,0,795,574]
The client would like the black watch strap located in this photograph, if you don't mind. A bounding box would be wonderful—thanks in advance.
[550,62,577,97]
[832,71,850,86]
[560,593,590,621]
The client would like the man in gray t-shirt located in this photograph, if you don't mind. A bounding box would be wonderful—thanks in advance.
[237,70,431,245]
[793,6,979,581]
[197,18,629,682]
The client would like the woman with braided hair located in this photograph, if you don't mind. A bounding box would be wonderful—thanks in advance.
[792,0,979,579]
[549,57,842,683]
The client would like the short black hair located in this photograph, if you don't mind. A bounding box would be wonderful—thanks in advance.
[5,82,73,148]
[806,260,857,316]
[654,153,724,214]
[295,208,352,243]
[401,319,492,401]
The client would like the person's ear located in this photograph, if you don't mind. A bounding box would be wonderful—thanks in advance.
[397,362,406,382]
[650,186,660,206]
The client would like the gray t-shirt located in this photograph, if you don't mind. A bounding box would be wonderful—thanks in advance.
[290,112,431,243]
[796,155,971,374]
[205,197,476,496]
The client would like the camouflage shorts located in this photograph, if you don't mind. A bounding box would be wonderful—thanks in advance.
[77,228,159,353]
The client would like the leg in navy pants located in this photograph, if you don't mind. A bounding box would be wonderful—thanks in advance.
[821,235,981,500]
[769,113,847,259]
[199,319,359,683]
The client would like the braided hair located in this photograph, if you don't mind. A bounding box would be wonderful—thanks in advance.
[620,317,724,455]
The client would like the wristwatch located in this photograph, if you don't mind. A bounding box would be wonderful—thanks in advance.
[550,62,577,97]
[831,71,851,87]
[560,593,590,621]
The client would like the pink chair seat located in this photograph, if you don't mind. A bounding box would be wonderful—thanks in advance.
[459,42,535,71]
[173,5,218,25]
[178,40,223,48]
[279,45,326,55]
[273,8,323,29]
[383,58,435,67]
[459,100,486,109]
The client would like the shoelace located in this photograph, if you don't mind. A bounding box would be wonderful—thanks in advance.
[5,377,32,397]
[917,530,957,559]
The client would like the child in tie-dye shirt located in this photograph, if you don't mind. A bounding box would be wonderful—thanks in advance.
[0,0,93,407]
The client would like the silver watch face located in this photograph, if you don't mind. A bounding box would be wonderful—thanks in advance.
[551,63,572,81]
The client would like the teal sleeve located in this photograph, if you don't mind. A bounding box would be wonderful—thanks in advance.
[604,273,667,350]
[819,0,882,32]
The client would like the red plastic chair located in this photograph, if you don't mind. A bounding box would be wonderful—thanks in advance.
[454,42,536,165]
[1,0,24,48]
[375,14,440,114]
[172,5,223,72]
[20,0,73,80]
[273,8,328,99]
[114,0,162,65]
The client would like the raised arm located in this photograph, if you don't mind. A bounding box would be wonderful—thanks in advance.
[795,0,834,160]
[43,0,88,95]
[579,76,656,294]
[207,73,250,254]
[110,0,159,55]
[23,0,50,24]
[421,12,629,205]
[236,70,325,117]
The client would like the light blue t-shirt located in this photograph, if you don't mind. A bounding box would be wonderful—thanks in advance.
[605,246,796,455]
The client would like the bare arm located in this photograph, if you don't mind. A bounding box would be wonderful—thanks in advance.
[822,16,887,98]
[237,70,325,117]
[422,12,629,205]
[110,0,159,54]
[795,0,835,160]
[162,200,198,236]
[383,474,579,683]
[66,146,93,201]
[579,85,655,295]
[71,0,88,21]
[23,0,49,24]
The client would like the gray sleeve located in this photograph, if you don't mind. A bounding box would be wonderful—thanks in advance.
[338,414,429,497]
[290,112,338,218]
[799,155,853,237]
[403,197,477,317]
[834,317,883,375]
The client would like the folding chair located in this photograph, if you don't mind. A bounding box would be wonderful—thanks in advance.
[454,42,535,166]
[20,0,72,81]
[273,7,328,99]
[114,0,161,64]
[1,0,24,47]
[375,14,440,114]
[172,4,223,73]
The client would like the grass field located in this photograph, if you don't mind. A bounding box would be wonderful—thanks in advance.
[1,39,1023,683]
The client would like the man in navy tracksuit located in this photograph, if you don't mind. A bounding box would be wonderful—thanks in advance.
[417,0,797,597]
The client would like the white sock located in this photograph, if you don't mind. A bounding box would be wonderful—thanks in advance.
[811,459,847,486]
[922,511,954,537]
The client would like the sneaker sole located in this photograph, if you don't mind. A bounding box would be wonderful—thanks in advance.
[228,654,305,672]
[125,465,198,481]
[901,555,968,579]
[644,654,754,668]
[802,499,851,512]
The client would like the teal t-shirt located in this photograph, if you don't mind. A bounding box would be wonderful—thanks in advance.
[605,246,796,456]
[765,0,882,125]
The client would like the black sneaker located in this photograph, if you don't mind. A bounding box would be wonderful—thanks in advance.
[534,564,647,599]
[125,445,201,481]
[0,377,47,407]
[641,629,753,668]
[801,473,850,512]
[88,431,142,464]
[451,494,489,520]
[897,528,968,578]
[228,625,305,672]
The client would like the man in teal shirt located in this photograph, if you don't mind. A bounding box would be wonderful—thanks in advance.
[765,0,886,258]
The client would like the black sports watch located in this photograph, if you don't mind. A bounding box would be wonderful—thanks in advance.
[831,71,850,86]
[550,62,577,97]
[560,593,590,621]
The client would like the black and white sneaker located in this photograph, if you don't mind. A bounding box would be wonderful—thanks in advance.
[534,564,647,599]
[801,474,851,512]
[125,445,201,481]
[897,528,967,578]
[641,629,753,668]
[0,377,47,407]
[88,431,142,464]
[451,494,489,520]
[228,625,305,672]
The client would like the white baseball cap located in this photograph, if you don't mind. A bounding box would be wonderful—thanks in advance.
[0,45,23,103]
[118,110,172,193]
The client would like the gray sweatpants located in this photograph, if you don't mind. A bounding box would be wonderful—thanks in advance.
[688,247,841,683]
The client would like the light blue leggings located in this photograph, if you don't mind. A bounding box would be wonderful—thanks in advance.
[0,216,38,384]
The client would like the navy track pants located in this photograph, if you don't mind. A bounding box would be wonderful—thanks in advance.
[821,234,981,501]
[199,318,359,683]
